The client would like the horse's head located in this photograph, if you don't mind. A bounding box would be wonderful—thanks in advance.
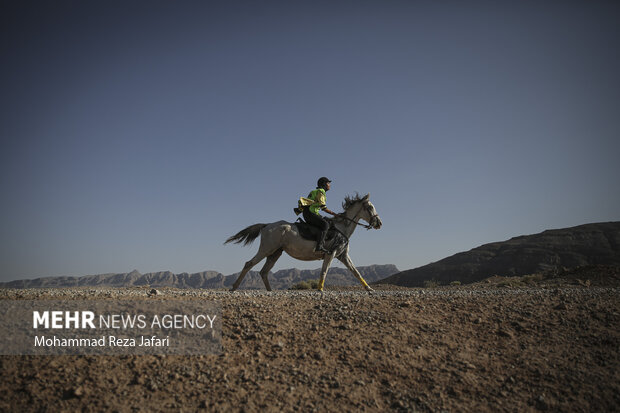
[343,193,382,229]
[361,193,382,229]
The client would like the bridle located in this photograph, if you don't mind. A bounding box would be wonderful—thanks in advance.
[337,203,378,230]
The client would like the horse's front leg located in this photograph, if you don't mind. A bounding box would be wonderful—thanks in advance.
[317,252,335,292]
[338,253,373,292]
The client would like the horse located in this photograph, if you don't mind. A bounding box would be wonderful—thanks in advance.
[224,193,382,292]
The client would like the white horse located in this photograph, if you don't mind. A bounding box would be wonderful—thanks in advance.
[225,193,382,291]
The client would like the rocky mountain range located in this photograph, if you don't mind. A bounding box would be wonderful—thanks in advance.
[379,222,620,287]
[0,264,399,290]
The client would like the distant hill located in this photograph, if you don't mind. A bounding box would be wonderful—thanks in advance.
[0,264,399,290]
[379,222,620,287]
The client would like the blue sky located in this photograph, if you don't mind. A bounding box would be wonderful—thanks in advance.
[1,1,619,281]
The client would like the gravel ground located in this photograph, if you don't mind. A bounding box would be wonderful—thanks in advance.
[1,285,619,412]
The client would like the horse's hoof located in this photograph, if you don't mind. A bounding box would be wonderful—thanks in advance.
[365,286,374,293]
[229,288,237,292]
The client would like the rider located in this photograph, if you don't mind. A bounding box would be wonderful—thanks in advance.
[297,177,339,253]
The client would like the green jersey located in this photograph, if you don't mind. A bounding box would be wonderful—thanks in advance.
[298,188,327,215]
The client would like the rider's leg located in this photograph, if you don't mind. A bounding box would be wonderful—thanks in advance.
[316,226,328,252]
[303,209,330,252]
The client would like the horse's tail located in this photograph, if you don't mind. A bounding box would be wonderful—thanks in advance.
[224,224,267,246]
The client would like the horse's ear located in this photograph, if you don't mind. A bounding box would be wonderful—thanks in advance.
[363,193,370,200]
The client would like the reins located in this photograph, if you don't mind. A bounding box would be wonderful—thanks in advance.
[334,212,374,230]
[339,215,372,229]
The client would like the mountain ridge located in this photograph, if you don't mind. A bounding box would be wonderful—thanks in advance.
[0,264,399,290]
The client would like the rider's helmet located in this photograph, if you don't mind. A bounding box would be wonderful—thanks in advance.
[317,177,331,190]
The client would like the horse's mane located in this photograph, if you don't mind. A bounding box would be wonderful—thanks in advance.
[342,192,364,210]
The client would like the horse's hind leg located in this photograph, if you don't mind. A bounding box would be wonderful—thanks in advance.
[231,249,268,292]
[259,248,283,291]
[230,230,283,291]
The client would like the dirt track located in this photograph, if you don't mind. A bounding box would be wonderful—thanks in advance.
[1,285,619,412]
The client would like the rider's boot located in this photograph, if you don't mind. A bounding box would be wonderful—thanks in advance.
[314,230,329,253]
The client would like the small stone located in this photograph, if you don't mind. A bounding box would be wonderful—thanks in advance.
[536,395,548,410]
[497,329,513,338]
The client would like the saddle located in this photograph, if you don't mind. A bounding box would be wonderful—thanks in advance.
[294,218,338,243]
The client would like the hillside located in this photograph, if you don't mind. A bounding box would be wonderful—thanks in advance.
[379,222,620,287]
[0,264,399,290]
